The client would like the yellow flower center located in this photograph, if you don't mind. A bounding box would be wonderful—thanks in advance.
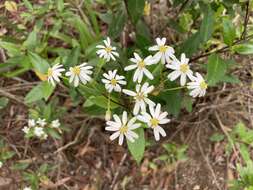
[138,60,145,68]
[200,81,208,90]
[180,64,189,73]
[136,92,144,101]
[72,66,81,75]
[110,78,117,86]
[150,118,159,128]
[105,47,112,53]
[47,68,53,77]
[119,125,128,134]
[159,45,168,53]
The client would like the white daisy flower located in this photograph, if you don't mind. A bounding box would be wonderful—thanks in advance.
[102,70,126,93]
[65,63,93,87]
[96,37,119,62]
[37,118,47,127]
[34,127,46,138]
[22,126,30,134]
[51,119,60,128]
[149,37,175,64]
[187,72,208,97]
[105,111,141,145]
[0,161,3,168]
[137,103,170,141]
[47,63,65,86]
[166,53,195,86]
[23,187,32,190]
[28,119,36,127]
[124,53,155,83]
[123,82,155,115]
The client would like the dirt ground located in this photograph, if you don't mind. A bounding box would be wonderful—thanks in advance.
[0,55,252,190]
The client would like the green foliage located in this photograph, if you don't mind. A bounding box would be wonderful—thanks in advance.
[25,82,55,104]
[0,0,251,165]
[179,4,214,57]
[0,97,9,109]
[233,43,253,55]
[226,122,253,189]
[209,133,225,142]
[222,18,236,46]
[127,127,145,164]
[126,0,145,24]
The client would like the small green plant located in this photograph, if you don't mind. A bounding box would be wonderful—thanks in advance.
[22,163,53,190]
[0,138,15,169]
[149,143,188,171]
[226,122,253,190]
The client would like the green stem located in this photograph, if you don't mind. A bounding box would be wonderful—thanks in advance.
[162,86,186,92]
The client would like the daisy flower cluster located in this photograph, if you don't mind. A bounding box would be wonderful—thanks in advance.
[40,36,207,145]
[97,37,207,145]
[22,118,62,140]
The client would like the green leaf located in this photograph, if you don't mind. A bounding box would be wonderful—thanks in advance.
[11,162,30,170]
[206,54,227,86]
[233,43,253,55]
[0,97,9,109]
[222,18,236,46]
[86,96,119,109]
[47,128,61,139]
[0,41,21,57]
[63,47,80,67]
[23,0,33,11]
[56,0,64,12]
[209,133,225,142]
[108,10,127,38]
[127,127,145,164]
[68,16,93,51]
[199,5,214,43]
[25,82,55,104]
[179,4,214,57]
[28,51,50,73]
[160,82,182,117]
[23,30,37,50]
[126,0,145,24]
[182,96,192,112]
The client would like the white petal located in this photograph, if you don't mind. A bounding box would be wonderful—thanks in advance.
[110,131,120,141]
[123,89,136,96]
[122,111,128,125]
[118,134,124,145]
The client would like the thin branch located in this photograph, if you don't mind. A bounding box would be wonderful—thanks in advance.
[241,0,250,40]
[190,34,253,63]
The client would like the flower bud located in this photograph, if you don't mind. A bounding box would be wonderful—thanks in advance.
[105,110,111,121]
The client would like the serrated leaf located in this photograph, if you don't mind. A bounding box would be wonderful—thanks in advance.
[28,52,50,73]
[233,43,253,55]
[207,54,227,86]
[25,82,55,104]
[127,127,145,164]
